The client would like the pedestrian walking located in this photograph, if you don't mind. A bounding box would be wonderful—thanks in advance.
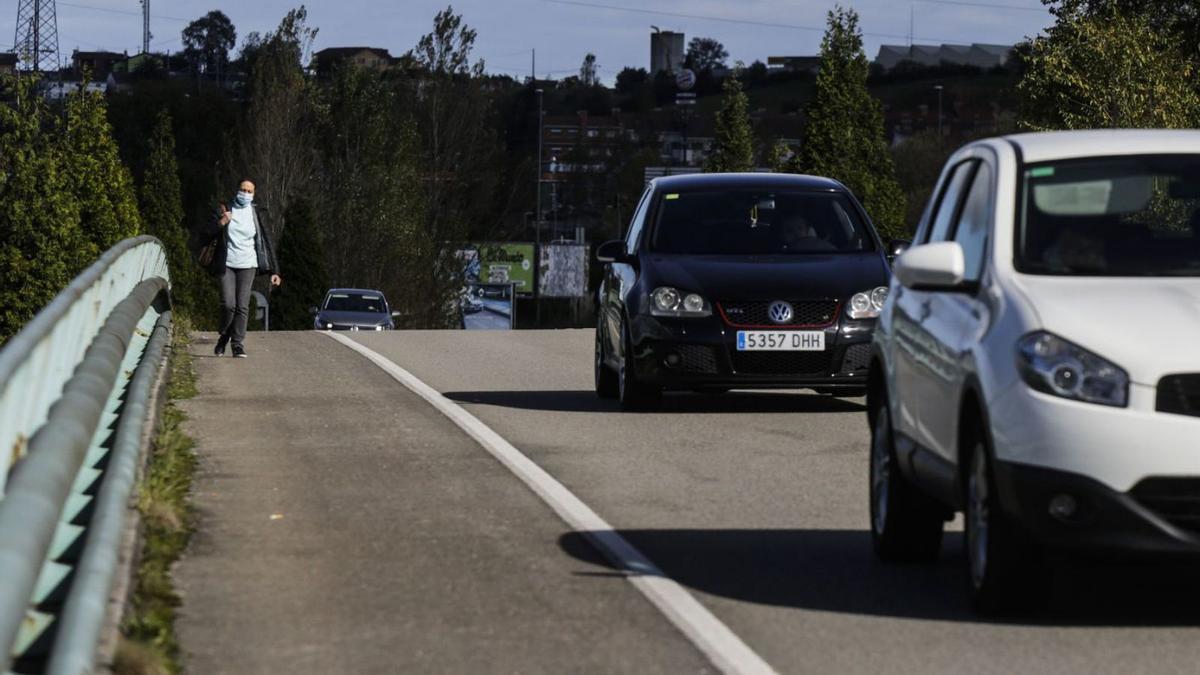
[200,179,281,358]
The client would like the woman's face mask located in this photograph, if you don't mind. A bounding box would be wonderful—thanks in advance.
[234,190,254,207]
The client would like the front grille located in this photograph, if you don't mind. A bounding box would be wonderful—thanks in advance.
[730,350,833,375]
[718,300,839,328]
[840,344,872,374]
[1131,478,1200,535]
[1157,374,1200,418]
[676,345,719,374]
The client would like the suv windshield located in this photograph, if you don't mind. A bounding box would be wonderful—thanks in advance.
[324,293,387,313]
[1018,155,1200,276]
[649,189,876,255]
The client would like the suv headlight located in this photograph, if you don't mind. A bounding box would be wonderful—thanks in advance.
[847,286,888,320]
[650,286,711,318]
[1016,331,1128,407]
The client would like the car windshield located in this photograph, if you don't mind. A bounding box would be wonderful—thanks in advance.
[1018,155,1200,276]
[324,293,387,313]
[649,189,876,255]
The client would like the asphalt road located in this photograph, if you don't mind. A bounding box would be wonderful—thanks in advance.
[178,330,1200,674]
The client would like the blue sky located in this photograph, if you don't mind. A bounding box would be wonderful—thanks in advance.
[14,0,1053,82]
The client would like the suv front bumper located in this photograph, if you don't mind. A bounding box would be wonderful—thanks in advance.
[994,461,1200,557]
[989,382,1200,556]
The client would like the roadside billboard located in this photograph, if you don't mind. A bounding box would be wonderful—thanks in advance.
[539,243,589,298]
[465,243,535,295]
[462,283,515,331]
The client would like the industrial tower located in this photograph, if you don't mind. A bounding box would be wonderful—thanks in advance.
[13,0,60,72]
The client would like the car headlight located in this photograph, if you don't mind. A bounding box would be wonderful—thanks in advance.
[650,286,710,318]
[1016,331,1128,407]
[847,286,888,320]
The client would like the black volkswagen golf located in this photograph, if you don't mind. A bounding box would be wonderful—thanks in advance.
[595,173,901,410]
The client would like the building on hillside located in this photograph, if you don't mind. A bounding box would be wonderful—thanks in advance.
[541,110,629,177]
[650,30,684,74]
[766,56,822,75]
[883,98,1011,145]
[71,50,125,80]
[874,43,1013,71]
[114,51,166,75]
[654,111,802,168]
[312,47,394,78]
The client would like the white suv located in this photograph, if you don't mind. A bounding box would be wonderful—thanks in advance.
[868,130,1200,612]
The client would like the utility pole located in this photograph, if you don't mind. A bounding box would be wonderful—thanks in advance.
[141,0,151,54]
[535,88,544,326]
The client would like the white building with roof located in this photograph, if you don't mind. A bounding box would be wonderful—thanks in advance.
[874,43,1014,71]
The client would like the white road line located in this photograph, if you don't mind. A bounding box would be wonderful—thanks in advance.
[323,331,778,675]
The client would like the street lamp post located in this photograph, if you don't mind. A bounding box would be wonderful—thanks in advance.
[934,84,944,142]
[535,88,544,326]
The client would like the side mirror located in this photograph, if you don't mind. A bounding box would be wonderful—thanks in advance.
[308,306,319,315]
[887,239,911,261]
[391,310,402,317]
[596,239,630,264]
[894,242,966,291]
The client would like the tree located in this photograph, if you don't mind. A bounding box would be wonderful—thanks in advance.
[317,66,423,300]
[0,77,87,341]
[63,82,142,252]
[238,6,320,245]
[793,7,907,238]
[705,73,754,173]
[140,110,204,318]
[1019,7,1200,129]
[402,6,503,327]
[1043,1,1200,57]
[182,10,236,80]
[580,53,598,87]
[270,198,329,330]
[615,67,647,95]
[409,6,481,77]
[686,37,729,72]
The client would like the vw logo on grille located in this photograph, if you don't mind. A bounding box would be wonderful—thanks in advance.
[768,301,794,325]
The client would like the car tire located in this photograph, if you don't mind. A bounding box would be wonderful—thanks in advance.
[595,322,618,399]
[869,393,944,562]
[964,424,1051,615]
[618,320,661,412]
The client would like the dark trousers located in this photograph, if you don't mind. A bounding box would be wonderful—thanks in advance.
[220,267,256,347]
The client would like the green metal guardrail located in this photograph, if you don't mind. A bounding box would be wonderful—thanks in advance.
[0,237,173,674]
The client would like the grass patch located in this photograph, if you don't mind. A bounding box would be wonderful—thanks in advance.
[114,317,198,675]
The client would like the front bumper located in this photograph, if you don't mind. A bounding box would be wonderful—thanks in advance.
[990,379,1200,492]
[315,323,390,331]
[628,313,875,390]
[994,461,1200,557]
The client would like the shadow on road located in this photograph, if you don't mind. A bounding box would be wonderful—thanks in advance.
[443,390,866,414]
[559,529,1200,626]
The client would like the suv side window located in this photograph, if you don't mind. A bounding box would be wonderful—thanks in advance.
[923,160,976,244]
[624,188,653,253]
[951,162,993,284]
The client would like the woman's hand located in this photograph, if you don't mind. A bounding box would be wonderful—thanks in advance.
[271,274,282,288]
[219,204,231,227]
